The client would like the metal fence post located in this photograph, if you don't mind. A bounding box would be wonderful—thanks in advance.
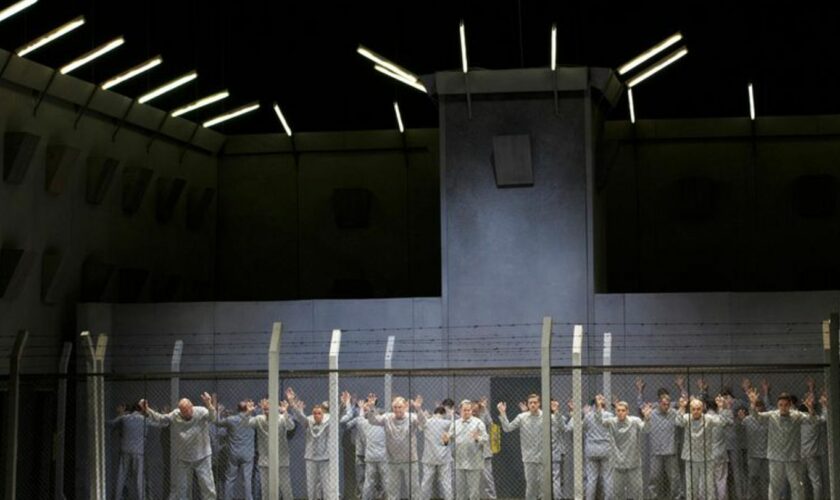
[169,340,183,500]
[328,329,342,500]
[602,333,612,404]
[54,342,72,500]
[384,335,395,407]
[540,317,552,498]
[81,331,108,500]
[571,325,584,500]
[268,323,282,500]
[4,330,28,500]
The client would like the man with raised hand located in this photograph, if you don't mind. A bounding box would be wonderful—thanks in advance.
[593,394,651,499]
[341,391,369,500]
[359,394,388,500]
[748,387,820,500]
[635,377,683,500]
[140,392,218,499]
[287,386,332,500]
[215,399,257,500]
[109,401,149,500]
[675,395,731,500]
[421,406,453,500]
[497,394,544,500]
[444,400,488,500]
[800,380,828,500]
[250,397,295,500]
[367,394,427,500]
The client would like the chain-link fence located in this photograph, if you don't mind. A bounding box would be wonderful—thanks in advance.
[56,365,828,500]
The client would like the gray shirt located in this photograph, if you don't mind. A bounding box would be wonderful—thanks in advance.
[367,410,426,463]
[675,412,730,463]
[342,406,366,455]
[250,412,295,467]
[423,416,453,465]
[800,409,827,458]
[359,416,387,462]
[291,407,331,461]
[707,409,733,462]
[146,406,216,462]
[751,408,817,462]
[109,412,148,455]
[595,411,647,470]
[449,416,488,470]
[644,407,680,456]
[551,413,571,461]
[742,415,767,459]
[582,410,613,458]
[499,410,544,464]
[216,412,256,461]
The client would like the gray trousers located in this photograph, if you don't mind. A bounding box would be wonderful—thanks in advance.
[713,460,728,500]
[585,456,612,500]
[768,460,804,500]
[611,467,643,500]
[388,462,421,500]
[480,458,496,499]
[224,456,253,500]
[258,465,294,500]
[727,449,747,500]
[172,455,216,500]
[454,469,481,500]
[305,460,331,500]
[647,454,681,500]
[803,456,824,499]
[746,457,769,500]
[522,462,542,500]
[684,461,714,500]
[552,462,563,499]
[363,461,388,500]
[115,452,145,500]
[421,463,453,500]
[355,456,366,500]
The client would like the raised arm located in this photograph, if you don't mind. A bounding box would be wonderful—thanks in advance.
[497,402,520,432]
[139,399,171,424]
[411,395,427,429]
[747,388,770,422]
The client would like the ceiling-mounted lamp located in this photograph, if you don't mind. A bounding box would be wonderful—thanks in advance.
[459,20,468,73]
[137,70,197,104]
[100,55,162,90]
[357,45,418,82]
[550,23,557,71]
[625,46,688,88]
[272,102,292,137]
[748,83,755,121]
[170,90,229,118]
[628,88,636,124]
[373,64,427,93]
[0,0,37,23]
[16,15,85,57]
[618,32,683,76]
[203,101,260,128]
[59,36,124,74]
[394,101,404,133]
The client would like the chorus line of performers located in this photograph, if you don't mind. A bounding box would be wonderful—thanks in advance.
[108,377,830,500]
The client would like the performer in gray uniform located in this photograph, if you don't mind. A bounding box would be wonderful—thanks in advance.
[748,388,822,500]
[472,398,496,500]
[742,398,769,500]
[549,399,572,500]
[216,400,257,500]
[287,387,332,500]
[444,400,488,500]
[358,394,388,500]
[800,383,828,500]
[675,396,731,500]
[140,392,218,500]
[250,398,295,500]
[635,378,682,500]
[367,394,426,500]
[341,392,368,500]
[421,406,454,500]
[497,394,544,500]
[593,395,651,500]
[109,402,149,500]
[574,397,614,500]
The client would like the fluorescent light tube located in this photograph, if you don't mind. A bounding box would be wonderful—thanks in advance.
[394,101,404,133]
[273,102,292,136]
[0,0,37,23]
[203,101,260,128]
[170,90,229,117]
[374,64,427,93]
[16,15,85,57]
[618,32,683,75]
[625,46,688,88]
[459,20,468,73]
[100,55,162,90]
[60,36,124,74]
[137,70,197,104]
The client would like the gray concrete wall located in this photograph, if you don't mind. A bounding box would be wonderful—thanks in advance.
[0,50,219,373]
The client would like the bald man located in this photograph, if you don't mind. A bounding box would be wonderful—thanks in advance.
[675,396,732,500]
[140,392,217,499]
[367,395,426,500]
